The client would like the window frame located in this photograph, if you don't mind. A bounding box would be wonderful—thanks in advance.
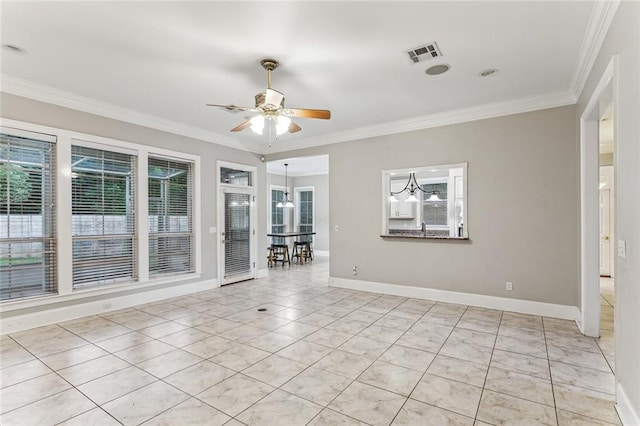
[0,127,57,301]
[0,118,201,311]
[70,142,138,289]
[294,186,314,242]
[269,184,288,245]
[381,162,468,239]
[147,154,195,278]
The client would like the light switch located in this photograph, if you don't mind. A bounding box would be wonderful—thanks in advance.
[618,240,626,258]
[209,227,217,234]
[334,225,339,232]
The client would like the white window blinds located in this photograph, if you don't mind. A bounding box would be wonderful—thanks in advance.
[271,188,285,244]
[1,131,56,300]
[297,189,313,242]
[224,192,251,278]
[148,156,194,277]
[71,145,136,288]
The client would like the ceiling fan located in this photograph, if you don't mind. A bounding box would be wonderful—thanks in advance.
[206,59,331,136]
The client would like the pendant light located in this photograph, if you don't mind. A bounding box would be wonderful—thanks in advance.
[390,172,428,202]
[276,163,294,208]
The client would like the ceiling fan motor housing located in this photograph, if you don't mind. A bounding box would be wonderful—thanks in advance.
[255,92,284,110]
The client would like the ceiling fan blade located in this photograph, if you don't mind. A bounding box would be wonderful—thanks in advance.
[206,104,252,113]
[230,119,252,132]
[286,108,331,120]
[288,121,302,133]
[264,88,285,107]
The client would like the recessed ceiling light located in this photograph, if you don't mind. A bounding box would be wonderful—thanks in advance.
[425,64,450,76]
[2,44,28,55]
[480,68,498,77]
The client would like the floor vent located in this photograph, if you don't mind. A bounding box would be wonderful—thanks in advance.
[407,42,442,64]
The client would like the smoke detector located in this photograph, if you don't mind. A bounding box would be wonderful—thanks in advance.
[407,42,442,64]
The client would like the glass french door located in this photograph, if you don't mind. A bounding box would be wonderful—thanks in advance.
[220,187,255,285]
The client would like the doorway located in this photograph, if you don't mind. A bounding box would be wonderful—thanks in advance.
[218,162,256,285]
[266,155,330,265]
[598,109,615,369]
[579,56,616,338]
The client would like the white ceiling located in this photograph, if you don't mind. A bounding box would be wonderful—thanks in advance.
[1,1,599,154]
[267,155,329,177]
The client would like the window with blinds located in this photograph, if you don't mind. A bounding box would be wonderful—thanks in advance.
[421,182,448,226]
[148,156,194,277]
[71,145,136,288]
[1,131,56,300]
[297,189,313,243]
[270,188,285,244]
[224,192,251,277]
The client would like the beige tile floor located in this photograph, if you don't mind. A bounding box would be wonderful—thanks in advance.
[0,258,621,425]
[599,277,615,373]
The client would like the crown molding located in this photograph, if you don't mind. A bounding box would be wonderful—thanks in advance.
[263,90,577,154]
[0,74,249,152]
[2,75,576,157]
[569,0,620,98]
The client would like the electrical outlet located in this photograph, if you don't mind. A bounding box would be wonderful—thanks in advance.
[505,282,513,291]
[352,265,358,275]
[102,302,112,310]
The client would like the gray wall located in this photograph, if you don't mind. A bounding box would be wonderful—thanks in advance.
[577,1,640,417]
[267,105,579,306]
[0,93,268,286]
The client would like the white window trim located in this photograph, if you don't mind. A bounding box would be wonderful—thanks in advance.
[0,127,57,301]
[293,186,315,233]
[269,184,289,230]
[381,162,468,237]
[0,117,202,312]
[218,160,256,188]
[216,161,257,286]
[147,153,198,278]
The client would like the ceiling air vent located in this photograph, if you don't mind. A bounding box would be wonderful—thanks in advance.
[407,42,442,64]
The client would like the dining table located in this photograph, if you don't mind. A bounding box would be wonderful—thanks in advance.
[266,231,316,264]
[266,231,316,239]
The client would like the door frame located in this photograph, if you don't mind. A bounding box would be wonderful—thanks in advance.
[600,165,615,278]
[217,161,257,286]
[579,55,618,337]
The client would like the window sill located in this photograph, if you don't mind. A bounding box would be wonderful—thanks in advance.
[0,272,203,312]
[380,234,469,240]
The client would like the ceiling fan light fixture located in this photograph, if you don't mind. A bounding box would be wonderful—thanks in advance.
[250,115,265,135]
[276,115,291,135]
[207,58,330,140]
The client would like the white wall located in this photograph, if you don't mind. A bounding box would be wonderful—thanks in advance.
[577,2,640,422]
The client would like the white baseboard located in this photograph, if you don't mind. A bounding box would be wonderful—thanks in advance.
[1,279,217,334]
[314,250,329,257]
[329,277,579,320]
[617,382,640,426]
[256,268,269,279]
